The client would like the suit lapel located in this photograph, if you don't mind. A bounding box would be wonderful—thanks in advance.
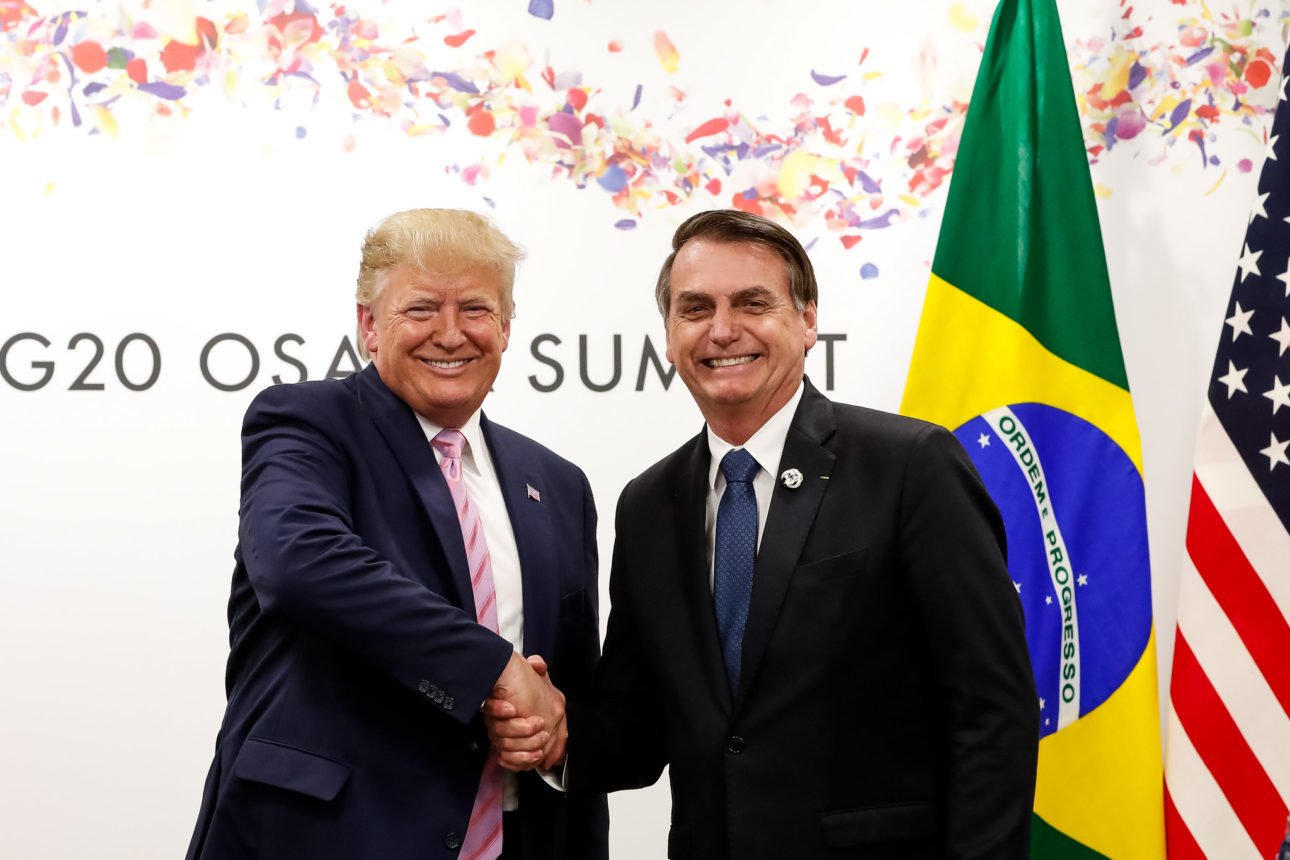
[672,432,736,714]
[354,366,474,609]
[483,416,558,659]
[737,381,837,708]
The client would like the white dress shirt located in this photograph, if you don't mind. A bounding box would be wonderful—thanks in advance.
[704,382,806,585]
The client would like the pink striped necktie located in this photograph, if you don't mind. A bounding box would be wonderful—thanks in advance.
[432,428,504,860]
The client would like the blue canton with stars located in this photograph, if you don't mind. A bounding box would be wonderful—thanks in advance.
[1212,65,1290,533]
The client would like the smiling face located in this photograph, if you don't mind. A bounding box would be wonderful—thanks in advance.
[358,263,510,427]
[665,238,817,443]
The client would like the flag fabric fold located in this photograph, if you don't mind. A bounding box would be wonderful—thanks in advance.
[900,0,1164,857]
[1163,43,1290,860]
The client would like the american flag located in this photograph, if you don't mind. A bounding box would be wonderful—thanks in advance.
[1163,56,1290,859]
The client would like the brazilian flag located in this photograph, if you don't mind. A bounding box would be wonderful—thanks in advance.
[900,0,1164,856]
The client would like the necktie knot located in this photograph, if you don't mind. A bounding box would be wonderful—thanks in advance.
[431,428,466,461]
[721,447,759,485]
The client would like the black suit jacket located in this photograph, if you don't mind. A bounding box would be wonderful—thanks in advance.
[569,379,1037,859]
[187,365,608,860]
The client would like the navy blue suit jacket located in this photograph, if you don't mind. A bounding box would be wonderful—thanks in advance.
[187,365,608,860]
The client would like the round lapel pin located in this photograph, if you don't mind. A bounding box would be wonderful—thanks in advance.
[781,468,803,489]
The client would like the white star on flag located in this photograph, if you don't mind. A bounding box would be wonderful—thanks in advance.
[1271,317,1290,356]
[1217,361,1249,398]
[1077,574,1089,586]
[1013,581,1022,593]
[1250,192,1269,222]
[1266,134,1280,161]
[978,433,991,448]
[1265,376,1290,415]
[1278,265,1290,297]
[1260,432,1290,470]
[1237,244,1263,282]
[1281,73,1288,101]
[1226,302,1255,340]
[1045,595,1053,605]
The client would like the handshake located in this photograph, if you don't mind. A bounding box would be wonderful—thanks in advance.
[485,652,568,772]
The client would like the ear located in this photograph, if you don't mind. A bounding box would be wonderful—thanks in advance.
[357,303,379,356]
[802,302,818,353]
[500,317,511,353]
[664,323,676,366]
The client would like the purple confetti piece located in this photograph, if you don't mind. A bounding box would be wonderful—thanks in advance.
[1128,61,1145,90]
[740,188,758,200]
[751,142,781,158]
[438,113,451,127]
[614,219,637,230]
[860,263,879,280]
[1166,98,1191,132]
[856,209,898,230]
[804,237,818,252]
[138,81,187,100]
[596,164,629,193]
[547,110,583,142]
[631,84,642,111]
[529,0,554,19]
[53,13,68,46]
[855,170,881,194]
[810,69,846,86]
[431,71,479,94]
[1104,116,1119,150]
[82,82,107,97]
[295,126,307,139]
[482,197,496,208]
[1185,46,1214,66]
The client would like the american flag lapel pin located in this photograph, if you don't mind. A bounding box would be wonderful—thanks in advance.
[526,483,541,502]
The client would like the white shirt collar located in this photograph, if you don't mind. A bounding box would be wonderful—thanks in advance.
[414,409,491,478]
[706,381,805,488]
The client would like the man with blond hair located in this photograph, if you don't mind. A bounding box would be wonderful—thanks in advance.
[187,209,607,860]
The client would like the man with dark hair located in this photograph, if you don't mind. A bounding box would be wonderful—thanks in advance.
[187,209,607,860]
[489,209,1038,859]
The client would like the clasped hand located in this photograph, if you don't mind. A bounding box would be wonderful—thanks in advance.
[485,653,567,772]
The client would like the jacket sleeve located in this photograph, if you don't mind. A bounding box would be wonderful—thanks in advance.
[898,424,1040,859]
[237,385,513,724]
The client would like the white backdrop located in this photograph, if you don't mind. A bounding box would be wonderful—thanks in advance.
[0,1,1282,856]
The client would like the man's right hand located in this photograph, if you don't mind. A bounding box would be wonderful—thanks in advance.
[485,653,567,772]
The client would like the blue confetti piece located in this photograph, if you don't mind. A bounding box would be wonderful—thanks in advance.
[138,82,187,100]
[1104,116,1119,150]
[614,219,637,230]
[431,71,480,94]
[1166,99,1190,132]
[295,126,307,139]
[596,165,629,193]
[83,82,108,98]
[856,209,898,230]
[810,69,847,86]
[631,84,642,111]
[528,0,554,20]
[860,263,879,280]
[1128,62,1145,91]
[855,170,881,194]
[482,197,496,208]
[1185,46,1214,66]
[803,237,818,252]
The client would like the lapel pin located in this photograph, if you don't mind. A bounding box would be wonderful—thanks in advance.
[526,483,542,502]
[780,468,803,489]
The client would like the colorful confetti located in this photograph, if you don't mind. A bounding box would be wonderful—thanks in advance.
[0,1,1284,249]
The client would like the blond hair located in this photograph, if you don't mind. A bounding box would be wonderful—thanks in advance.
[355,209,525,358]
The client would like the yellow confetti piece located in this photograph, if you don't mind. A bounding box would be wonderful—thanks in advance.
[1203,169,1227,196]
[43,181,55,197]
[1102,49,1135,99]
[898,193,921,207]
[91,104,118,140]
[948,2,979,32]
[654,31,680,74]
[1093,183,1112,198]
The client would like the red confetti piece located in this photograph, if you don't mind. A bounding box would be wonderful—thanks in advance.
[444,30,475,47]
[1245,59,1272,88]
[731,192,763,216]
[468,110,496,137]
[21,90,46,106]
[127,57,147,84]
[840,235,862,249]
[71,41,107,73]
[685,117,728,143]
[567,87,587,112]
[608,39,623,53]
[197,16,218,49]
[844,95,865,115]
[160,40,200,73]
[1124,26,1143,39]
[347,79,372,109]
[706,178,721,195]
[1195,104,1220,120]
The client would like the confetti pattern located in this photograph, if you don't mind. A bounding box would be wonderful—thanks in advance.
[1,2,1285,243]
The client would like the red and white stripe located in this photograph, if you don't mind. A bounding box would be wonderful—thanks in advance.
[1165,404,1290,859]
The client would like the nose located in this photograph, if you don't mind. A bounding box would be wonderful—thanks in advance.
[430,305,466,350]
[708,304,738,346]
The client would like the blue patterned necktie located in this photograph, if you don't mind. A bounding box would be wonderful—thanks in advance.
[714,447,759,695]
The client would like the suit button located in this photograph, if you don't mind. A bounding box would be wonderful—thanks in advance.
[444,832,461,850]
[469,740,483,753]
[726,736,745,754]
[417,680,430,693]
[433,690,445,703]
[444,696,455,710]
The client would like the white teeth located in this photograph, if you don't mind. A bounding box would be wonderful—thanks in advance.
[708,355,756,368]
[426,359,468,368]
